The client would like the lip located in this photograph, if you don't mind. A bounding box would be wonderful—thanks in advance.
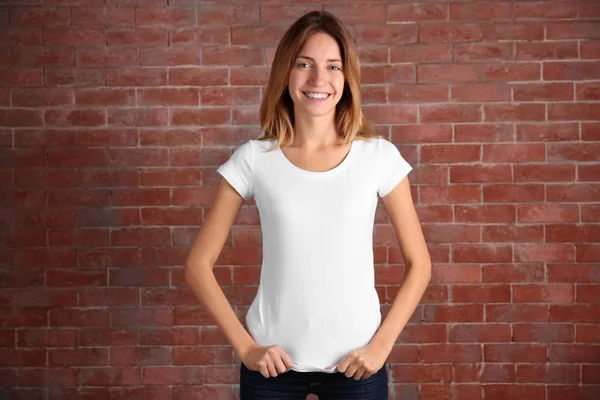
[302,91,332,101]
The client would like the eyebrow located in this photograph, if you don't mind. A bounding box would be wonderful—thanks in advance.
[297,55,342,63]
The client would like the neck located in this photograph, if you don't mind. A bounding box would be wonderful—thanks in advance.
[292,112,340,148]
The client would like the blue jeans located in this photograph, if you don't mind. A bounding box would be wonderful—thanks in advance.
[239,362,388,399]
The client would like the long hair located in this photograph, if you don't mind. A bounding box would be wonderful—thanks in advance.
[258,11,375,148]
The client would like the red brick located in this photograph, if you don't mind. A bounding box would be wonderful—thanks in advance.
[17,368,79,387]
[11,47,75,68]
[486,305,548,322]
[390,364,452,383]
[77,47,137,67]
[0,109,43,127]
[0,69,43,87]
[169,67,228,85]
[12,88,73,107]
[261,5,322,24]
[110,347,170,366]
[110,387,169,400]
[172,27,230,45]
[453,244,512,263]
[135,8,195,26]
[106,67,167,86]
[142,366,203,385]
[11,7,70,27]
[77,248,138,267]
[513,323,574,343]
[578,285,600,303]
[140,247,188,267]
[390,44,452,63]
[577,324,600,343]
[418,64,478,83]
[80,367,140,386]
[48,388,110,400]
[46,109,106,127]
[111,308,173,327]
[547,21,600,40]
[450,2,511,20]
[424,304,484,322]
[197,5,259,25]
[549,344,600,363]
[44,28,105,46]
[482,62,540,81]
[389,4,447,22]
[544,62,600,80]
[108,28,167,46]
[138,47,201,66]
[14,289,77,307]
[0,309,47,328]
[45,68,105,87]
[455,363,515,383]
[420,22,480,42]
[72,7,134,27]
[483,264,545,283]
[46,269,107,287]
[0,349,46,367]
[79,329,137,347]
[483,22,544,40]
[421,104,481,123]
[514,82,574,101]
[0,28,41,46]
[450,323,511,343]
[108,108,169,127]
[75,88,135,106]
[111,188,171,207]
[485,344,547,362]
[172,346,233,365]
[108,148,169,167]
[49,309,109,328]
[78,288,140,307]
[484,385,545,400]
[49,348,108,367]
[354,24,417,44]
[110,267,169,286]
[17,329,77,348]
[516,41,578,60]
[139,327,200,346]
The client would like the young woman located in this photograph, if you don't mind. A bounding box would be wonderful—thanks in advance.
[185,11,431,400]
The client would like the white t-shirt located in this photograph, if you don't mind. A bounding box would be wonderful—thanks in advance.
[216,136,412,373]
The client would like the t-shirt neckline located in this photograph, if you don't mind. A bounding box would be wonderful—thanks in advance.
[276,140,356,178]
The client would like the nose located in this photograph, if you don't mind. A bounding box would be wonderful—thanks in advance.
[308,66,327,87]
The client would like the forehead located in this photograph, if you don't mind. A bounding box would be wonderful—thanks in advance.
[298,32,341,58]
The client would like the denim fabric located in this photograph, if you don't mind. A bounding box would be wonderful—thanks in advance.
[239,362,388,400]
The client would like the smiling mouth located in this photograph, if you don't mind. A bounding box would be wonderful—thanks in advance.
[302,91,332,100]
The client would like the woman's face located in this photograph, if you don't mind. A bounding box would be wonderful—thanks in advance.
[288,32,345,120]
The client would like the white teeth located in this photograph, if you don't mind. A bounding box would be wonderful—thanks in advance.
[304,92,330,99]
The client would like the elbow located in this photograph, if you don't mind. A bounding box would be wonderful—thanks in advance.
[184,256,212,284]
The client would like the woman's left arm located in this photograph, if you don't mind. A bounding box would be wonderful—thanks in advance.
[336,176,432,379]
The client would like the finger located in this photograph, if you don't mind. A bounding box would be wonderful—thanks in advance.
[258,364,270,378]
[280,350,294,370]
[266,361,278,378]
[345,362,358,378]
[274,356,287,374]
[353,367,364,380]
[336,357,348,373]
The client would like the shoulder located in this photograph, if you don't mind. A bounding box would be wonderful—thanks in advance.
[353,136,393,157]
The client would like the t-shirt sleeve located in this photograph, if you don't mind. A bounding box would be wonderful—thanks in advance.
[377,138,413,197]
[216,141,254,200]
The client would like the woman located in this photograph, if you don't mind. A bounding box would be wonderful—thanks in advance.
[185,10,431,399]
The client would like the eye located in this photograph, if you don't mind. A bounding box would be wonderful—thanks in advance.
[330,65,341,71]
[297,62,310,68]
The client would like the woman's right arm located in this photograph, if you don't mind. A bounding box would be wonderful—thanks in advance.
[184,178,293,377]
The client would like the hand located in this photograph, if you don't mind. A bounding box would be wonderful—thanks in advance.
[332,342,390,380]
[241,344,294,378]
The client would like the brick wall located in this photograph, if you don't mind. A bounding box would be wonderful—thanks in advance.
[1,0,599,399]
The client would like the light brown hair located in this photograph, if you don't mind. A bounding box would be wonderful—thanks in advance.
[258,10,375,148]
